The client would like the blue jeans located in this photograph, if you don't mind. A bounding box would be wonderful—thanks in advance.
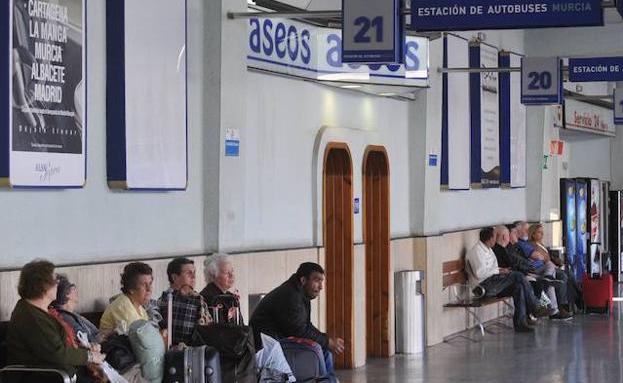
[323,349,338,382]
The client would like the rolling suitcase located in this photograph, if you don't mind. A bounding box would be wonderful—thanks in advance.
[163,290,223,383]
[582,272,613,313]
[279,337,328,382]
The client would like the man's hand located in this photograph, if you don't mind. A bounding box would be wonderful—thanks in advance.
[328,337,345,354]
[498,268,511,275]
[89,351,106,365]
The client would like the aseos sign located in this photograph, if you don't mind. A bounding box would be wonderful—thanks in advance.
[247,17,429,87]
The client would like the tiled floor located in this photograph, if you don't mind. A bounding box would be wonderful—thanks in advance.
[337,305,623,383]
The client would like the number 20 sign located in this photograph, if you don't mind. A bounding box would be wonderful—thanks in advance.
[521,57,563,105]
[342,0,403,63]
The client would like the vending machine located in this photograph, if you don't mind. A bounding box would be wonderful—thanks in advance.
[610,190,623,282]
[561,179,578,280]
[575,179,588,279]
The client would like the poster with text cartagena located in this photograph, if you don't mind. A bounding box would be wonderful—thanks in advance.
[12,0,83,154]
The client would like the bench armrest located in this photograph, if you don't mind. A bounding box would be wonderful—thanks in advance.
[0,365,74,383]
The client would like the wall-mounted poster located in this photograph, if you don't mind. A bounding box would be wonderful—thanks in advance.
[1,0,86,187]
[576,179,588,279]
[106,0,187,190]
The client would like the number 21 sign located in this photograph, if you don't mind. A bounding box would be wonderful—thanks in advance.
[521,57,563,105]
[342,0,404,63]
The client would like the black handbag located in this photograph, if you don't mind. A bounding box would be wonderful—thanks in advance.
[100,334,136,372]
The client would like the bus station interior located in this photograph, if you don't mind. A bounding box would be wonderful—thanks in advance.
[2,0,623,382]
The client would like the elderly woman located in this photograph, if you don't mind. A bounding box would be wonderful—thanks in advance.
[51,275,101,344]
[100,262,154,332]
[7,260,105,382]
[200,253,242,323]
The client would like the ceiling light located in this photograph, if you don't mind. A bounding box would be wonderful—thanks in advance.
[379,92,397,97]
[340,85,362,89]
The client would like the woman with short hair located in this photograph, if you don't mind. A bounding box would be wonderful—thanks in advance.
[200,253,241,323]
[100,262,154,332]
[7,259,105,382]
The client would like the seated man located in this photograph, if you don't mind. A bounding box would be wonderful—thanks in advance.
[250,262,343,382]
[157,257,212,346]
[493,225,534,275]
[466,227,549,332]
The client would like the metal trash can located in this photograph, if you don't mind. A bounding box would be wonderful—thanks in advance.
[395,270,425,354]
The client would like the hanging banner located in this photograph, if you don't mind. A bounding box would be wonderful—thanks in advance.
[410,0,603,32]
[106,0,188,190]
[521,57,562,105]
[564,98,615,137]
[342,0,403,63]
[568,57,623,82]
[2,0,86,187]
[479,44,500,188]
[247,17,429,87]
[441,34,470,190]
[614,86,623,124]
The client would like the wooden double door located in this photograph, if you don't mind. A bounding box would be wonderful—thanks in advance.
[323,144,390,368]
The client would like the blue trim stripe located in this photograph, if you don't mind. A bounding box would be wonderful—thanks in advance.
[83,0,88,184]
[0,0,10,179]
[441,35,449,187]
[184,0,188,189]
[469,43,481,186]
[499,52,511,186]
[106,0,127,183]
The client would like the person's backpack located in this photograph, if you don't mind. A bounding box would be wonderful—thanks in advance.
[100,334,136,372]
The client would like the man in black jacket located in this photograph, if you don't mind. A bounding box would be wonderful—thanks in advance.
[250,262,344,380]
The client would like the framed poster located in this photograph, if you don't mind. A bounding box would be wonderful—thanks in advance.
[576,179,588,279]
[561,179,577,278]
[106,0,187,190]
[2,0,86,187]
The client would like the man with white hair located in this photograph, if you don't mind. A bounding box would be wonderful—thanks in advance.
[200,253,242,323]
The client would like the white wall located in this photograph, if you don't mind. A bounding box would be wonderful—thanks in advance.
[565,136,612,181]
[0,0,217,269]
[217,72,411,251]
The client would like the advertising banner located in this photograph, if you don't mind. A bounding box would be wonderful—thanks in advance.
[479,44,500,188]
[564,98,615,137]
[2,0,86,187]
[106,0,187,190]
[568,57,623,82]
[342,0,403,63]
[410,0,603,32]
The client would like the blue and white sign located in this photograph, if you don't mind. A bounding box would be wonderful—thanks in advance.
[521,57,562,105]
[615,86,623,125]
[247,17,429,87]
[410,0,603,32]
[342,0,403,63]
[568,57,623,82]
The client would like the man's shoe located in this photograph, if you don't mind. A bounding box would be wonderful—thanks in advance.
[550,310,574,321]
[533,306,557,318]
[526,316,538,326]
[515,323,535,332]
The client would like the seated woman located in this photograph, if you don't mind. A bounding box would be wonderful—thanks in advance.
[7,260,105,383]
[528,224,572,320]
[50,275,101,344]
[200,253,242,323]
[100,262,154,333]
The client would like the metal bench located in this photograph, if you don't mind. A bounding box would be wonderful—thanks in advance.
[442,259,513,342]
